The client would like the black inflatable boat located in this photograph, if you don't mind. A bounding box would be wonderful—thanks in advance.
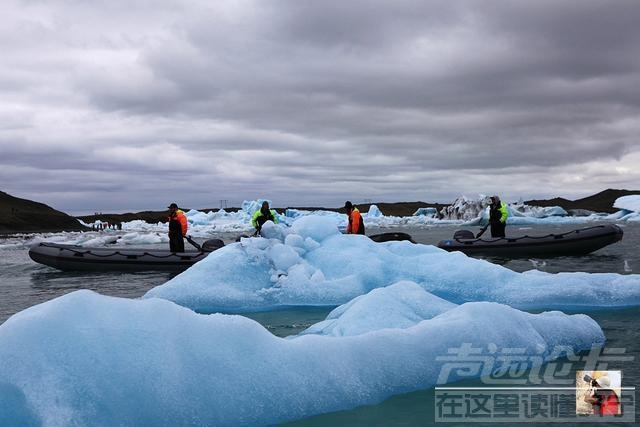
[437,224,623,258]
[28,238,225,272]
[29,232,415,272]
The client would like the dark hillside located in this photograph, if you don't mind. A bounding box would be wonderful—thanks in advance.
[0,191,88,233]
[77,207,241,226]
[525,189,640,213]
[79,210,170,226]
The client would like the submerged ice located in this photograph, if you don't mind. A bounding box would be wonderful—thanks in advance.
[0,285,603,426]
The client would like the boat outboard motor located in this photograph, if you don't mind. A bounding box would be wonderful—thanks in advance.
[453,230,475,240]
[202,238,225,252]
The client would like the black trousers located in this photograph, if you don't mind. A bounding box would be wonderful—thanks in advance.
[169,234,185,252]
[490,222,506,238]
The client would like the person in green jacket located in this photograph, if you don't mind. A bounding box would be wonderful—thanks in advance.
[251,201,278,235]
[488,195,509,237]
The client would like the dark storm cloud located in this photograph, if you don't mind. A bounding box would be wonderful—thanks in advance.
[1,0,639,213]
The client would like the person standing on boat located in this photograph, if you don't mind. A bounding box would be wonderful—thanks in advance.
[251,201,278,235]
[344,201,365,235]
[168,203,188,252]
[488,195,508,238]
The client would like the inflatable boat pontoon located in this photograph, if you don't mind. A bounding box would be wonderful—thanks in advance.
[28,238,225,272]
[437,224,623,258]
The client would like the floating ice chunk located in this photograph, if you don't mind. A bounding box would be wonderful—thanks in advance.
[146,216,640,312]
[304,236,321,251]
[284,233,305,248]
[116,232,165,245]
[440,195,487,221]
[301,281,457,336]
[511,205,568,218]
[413,207,437,217]
[0,289,603,426]
[290,215,340,242]
[614,195,640,212]
[365,205,383,218]
[259,221,282,240]
[269,242,302,272]
[242,199,268,215]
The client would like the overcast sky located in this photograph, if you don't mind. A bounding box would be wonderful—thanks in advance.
[2,0,639,214]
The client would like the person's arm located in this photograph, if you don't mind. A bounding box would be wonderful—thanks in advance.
[585,392,603,405]
[271,210,278,224]
[251,211,260,228]
[500,203,509,223]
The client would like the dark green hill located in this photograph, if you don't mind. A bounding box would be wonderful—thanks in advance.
[0,191,88,233]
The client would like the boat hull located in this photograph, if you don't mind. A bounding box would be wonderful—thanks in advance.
[29,242,210,272]
[368,232,415,243]
[437,224,623,258]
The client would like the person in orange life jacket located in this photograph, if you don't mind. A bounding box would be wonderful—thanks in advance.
[167,203,188,252]
[584,376,620,415]
[344,201,365,235]
[488,195,509,238]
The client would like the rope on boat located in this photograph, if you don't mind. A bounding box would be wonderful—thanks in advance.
[455,225,608,243]
[39,243,203,259]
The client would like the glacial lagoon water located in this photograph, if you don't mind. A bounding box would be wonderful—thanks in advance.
[1,222,638,424]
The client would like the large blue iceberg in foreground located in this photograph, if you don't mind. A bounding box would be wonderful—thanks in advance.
[0,284,603,426]
[145,217,640,312]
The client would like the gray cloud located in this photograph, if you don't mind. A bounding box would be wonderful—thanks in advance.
[1,0,639,214]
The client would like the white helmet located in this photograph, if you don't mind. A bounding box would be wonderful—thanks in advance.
[596,376,611,388]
